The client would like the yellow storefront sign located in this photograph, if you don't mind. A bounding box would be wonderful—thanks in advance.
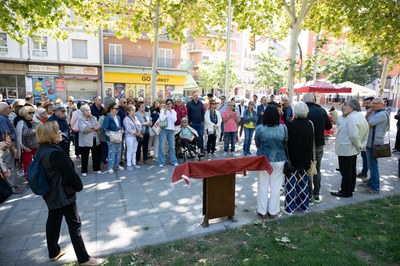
[105,72,186,85]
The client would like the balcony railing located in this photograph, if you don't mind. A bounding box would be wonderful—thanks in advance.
[105,54,193,70]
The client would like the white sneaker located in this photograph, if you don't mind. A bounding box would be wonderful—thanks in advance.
[222,152,228,156]
[174,163,178,166]
[126,166,134,171]
[82,173,87,177]
[108,169,114,174]
[159,164,164,168]
[118,166,124,171]
[135,165,141,169]
[94,171,102,174]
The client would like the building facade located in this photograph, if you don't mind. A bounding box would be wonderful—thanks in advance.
[103,32,195,101]
[0,31,101,102]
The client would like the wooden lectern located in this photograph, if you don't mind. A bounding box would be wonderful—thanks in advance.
[172,156,272,227]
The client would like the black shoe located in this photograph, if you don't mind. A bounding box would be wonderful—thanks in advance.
[336,168,340,172]
[330,191,352,198]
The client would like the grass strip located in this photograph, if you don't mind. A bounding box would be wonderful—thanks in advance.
[66,195,400,266]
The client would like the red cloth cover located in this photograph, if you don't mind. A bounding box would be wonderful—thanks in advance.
[172,155,273,185]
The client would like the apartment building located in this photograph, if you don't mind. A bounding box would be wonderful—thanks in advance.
[0,31,101,102]
[103,31,196,101]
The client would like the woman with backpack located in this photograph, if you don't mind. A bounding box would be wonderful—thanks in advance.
[35,121,103,265]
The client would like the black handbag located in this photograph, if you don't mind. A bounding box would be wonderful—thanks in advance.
[371,113,391,159]
[283,145,293,174]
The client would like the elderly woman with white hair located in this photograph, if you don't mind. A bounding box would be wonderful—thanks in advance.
[284,101,314,215]
[77,104,102,176]
[16,105,39,178]
[331,99,369,198]
[33,108,49,124]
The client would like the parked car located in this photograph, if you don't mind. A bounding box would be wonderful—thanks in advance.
[5,98,26,106]
[73,99,91,105]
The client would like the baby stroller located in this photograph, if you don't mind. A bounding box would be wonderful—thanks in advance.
[174,127,204,163]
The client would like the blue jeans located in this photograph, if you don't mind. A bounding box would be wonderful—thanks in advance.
[243,127,254,154]
[366,147,380,192]
[158,129,178,166]
[361,150,368,174]
[101,141,108,164]
[224,131,237,152]
[107,141,122,170]
[190,122,204,150]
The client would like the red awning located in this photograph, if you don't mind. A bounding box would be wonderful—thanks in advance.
[280,80,352,94]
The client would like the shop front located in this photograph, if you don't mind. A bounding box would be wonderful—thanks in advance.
[27,65,60,103]
[104,67,187,101]
[0,62,27,99]
[61,66,101,100]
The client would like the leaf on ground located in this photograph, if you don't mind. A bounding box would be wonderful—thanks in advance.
[246,233,252,237]
[335,214,343,218]
[198,258,207,264]
[243,209,250,212]
[275,236,291,244]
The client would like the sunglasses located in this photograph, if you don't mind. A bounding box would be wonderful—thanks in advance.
[211,103,218,105]
[113,107,119,110]
[121,101,127,104]
[28,112,35,115]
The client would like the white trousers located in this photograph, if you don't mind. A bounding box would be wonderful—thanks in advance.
[125,136,138,166]
[148,134,159,157]
[257,161,285,216]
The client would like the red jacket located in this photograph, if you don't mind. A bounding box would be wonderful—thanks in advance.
[174,105,188,126]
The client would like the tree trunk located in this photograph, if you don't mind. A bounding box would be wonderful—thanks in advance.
[286,23,301,102]
[378,56,390,97]
[151,1,160,100]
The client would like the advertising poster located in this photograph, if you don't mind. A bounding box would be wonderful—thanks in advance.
[165,85,175,99]
[55,78,65,92]
[156,85,165,99]
[32,76,57,103]
[114,83,126,99]
[126,84,136,99]
[104,83,114,107]
[136,84,145,99]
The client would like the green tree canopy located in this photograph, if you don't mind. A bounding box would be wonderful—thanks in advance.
[252,48,286,92]
[320,44,381,85]
[198,60,241,92]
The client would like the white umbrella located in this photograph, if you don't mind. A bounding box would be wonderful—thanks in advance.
[338,81,376,96]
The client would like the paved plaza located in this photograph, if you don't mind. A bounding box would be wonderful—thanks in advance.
[0,114,399,265]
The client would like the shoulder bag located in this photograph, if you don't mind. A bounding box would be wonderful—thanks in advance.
[109,130,122,143]
[308,120,317,176]
[371,112,391,158]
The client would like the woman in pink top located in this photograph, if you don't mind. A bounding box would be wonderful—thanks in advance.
[222,101,240,156]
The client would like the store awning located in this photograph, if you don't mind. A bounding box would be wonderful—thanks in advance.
[62,75,100,80]
[279,80,351,94]
[184,74,198,89]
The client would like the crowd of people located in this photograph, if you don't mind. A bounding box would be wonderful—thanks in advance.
[0,91,395,263]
